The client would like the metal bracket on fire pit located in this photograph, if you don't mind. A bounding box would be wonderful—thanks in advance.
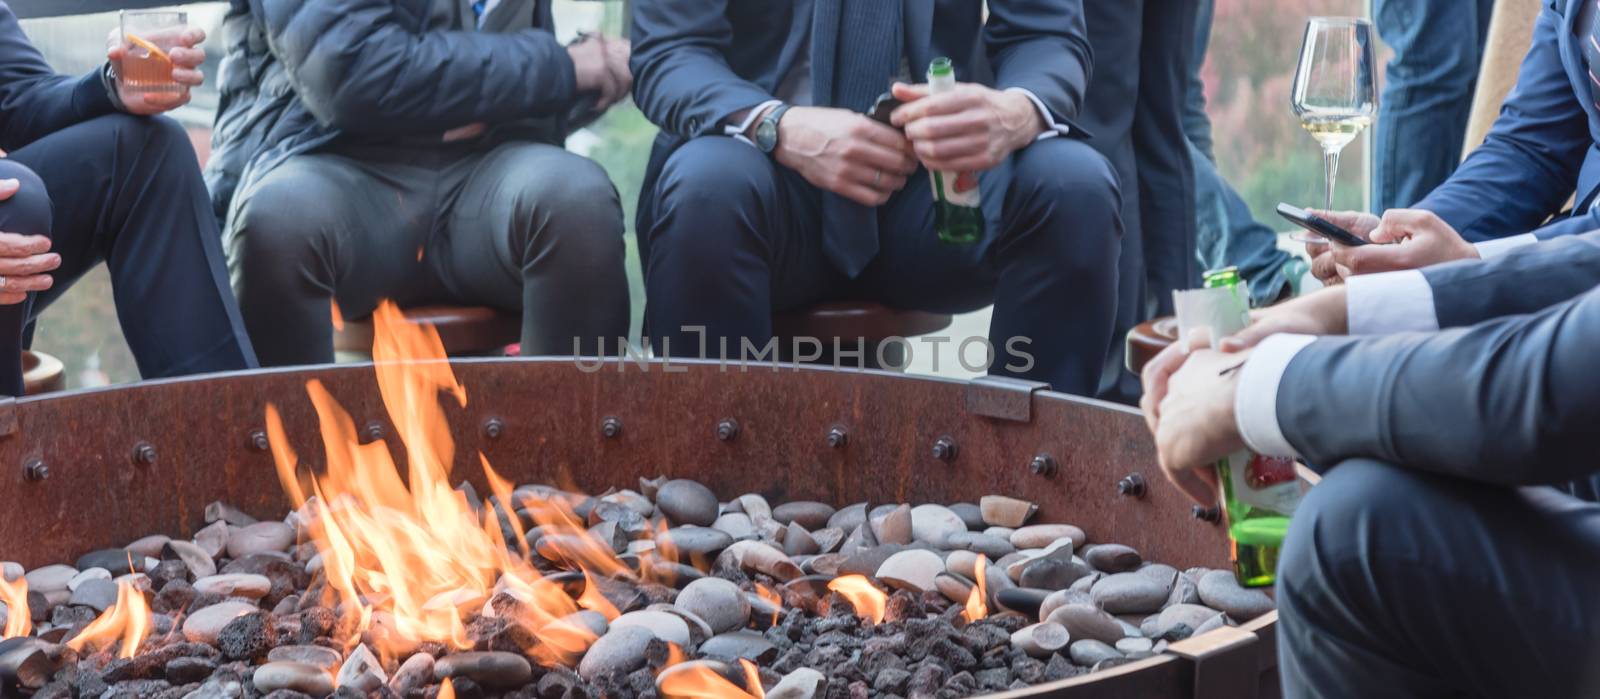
[1166,625,1262,699]
[0,398,17,439]
[963,376,1048,423]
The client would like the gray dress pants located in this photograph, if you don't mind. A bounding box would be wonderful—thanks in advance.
[1277,459,1600,698]
[225,139,629,365]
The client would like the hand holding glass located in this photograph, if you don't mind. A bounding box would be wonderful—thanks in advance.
[119,11,187,94]
[1290,17,1378,244]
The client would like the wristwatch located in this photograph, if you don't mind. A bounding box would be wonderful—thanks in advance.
[754,104,791,154]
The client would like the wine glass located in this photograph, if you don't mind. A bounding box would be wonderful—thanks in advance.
[1290,17,1378,243]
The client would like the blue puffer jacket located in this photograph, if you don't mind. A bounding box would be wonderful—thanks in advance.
[204,0,579,225]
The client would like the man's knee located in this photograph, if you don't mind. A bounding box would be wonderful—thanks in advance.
[653,138,775,234]
[1004,139,1121,272]
[0,160,51,238]
[1279,459,1421,604]
[498,149,624,264]
[228,168,336,273]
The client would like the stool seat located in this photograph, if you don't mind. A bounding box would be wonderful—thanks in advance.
[773,302,953,341]
[1125,315,1179,376]
[334,305,521,356]
[22,350,64,395]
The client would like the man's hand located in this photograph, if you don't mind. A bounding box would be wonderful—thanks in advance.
[0,179,57,305]
[1327,209,1477,277]
[1305,209,1379,285]
[1218,285,1349,351]
[888,82,1043,172]
[775,106,918,206]
[567,34,630,111]
[106,26,206,115]
[1141,345,1249,506]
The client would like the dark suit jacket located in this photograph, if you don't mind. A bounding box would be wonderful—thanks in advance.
[629,0,1093,195]
[1417,0,1600,243]
[1278,236,1600,486]
[0,2,120,151]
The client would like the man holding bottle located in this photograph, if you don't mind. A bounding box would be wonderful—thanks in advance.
[630,0,1124,397]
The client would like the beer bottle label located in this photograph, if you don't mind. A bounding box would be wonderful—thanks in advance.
[933,170,981,208]
[1224,452,1303,515]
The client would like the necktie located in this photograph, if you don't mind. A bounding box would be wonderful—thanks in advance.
[811,0,905,277]
[1585,2,1600,111]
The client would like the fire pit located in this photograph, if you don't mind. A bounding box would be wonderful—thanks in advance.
[0,308,1280,699]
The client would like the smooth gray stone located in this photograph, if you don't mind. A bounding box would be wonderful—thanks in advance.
[1068,639,1124,666]
[610,610,691,646]
[1156,604,1223,639]
[67,578,118,612]
[193,520,230,558]
[675,578,749,634]
[876,549,944,593]
[872,504,912,546]
[337,644,386,689]
[0,562,20,583]
[1166,572,1201,607]
[1091,572,1172,615]
[934,573,974,604]
[826,502,869,533]
[946,532,1016,559]
[1009,524,1086,550]
[810,527,845,554]
[192,574,271,599]
[1196,570,1275,620]
[1193,613,1231,637]
[67,567,110,592]
[1084,544,1142,573]
[1116,637,1155,655]
[948,503,985,531]
[181,600,257,644]
[713,513,756,540]
[162,540,216,580]
[772,502,835,530]
[660,527,735,558]
[75,550,136,576]
[578,625,655,680]
[995,588,1051,617]
[838,544,906,578]
[1046,603,1125,645]
[698,630,777,662]
[978,496,1038,528]
[253,662,334,697]
[387,653,434,696]
[656,480,720,526]
[1068,572,1102,594]
[434,651,534,689]
[226,522,294,559]
[767,667,826,699]
[909,505,966,547]
[1019,557,1092,591]
[267,645,341,672]
[783,522,820,556]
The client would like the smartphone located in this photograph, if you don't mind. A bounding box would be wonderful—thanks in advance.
[1276,203,1369,246]
[868,92,903,126]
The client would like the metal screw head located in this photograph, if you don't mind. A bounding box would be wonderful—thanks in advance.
[826,426,849,449]
[483,418,505,440]
[131,442,158,466]
[931,436,958,462]
[1192,505,1222,523]
[1117,473,1148,499]
[1029,454,1058,477]
[716,419,740,442]
[601,416,623,439]
[247,430,270,452]
[361,422,384,444]
[22,458,47,482]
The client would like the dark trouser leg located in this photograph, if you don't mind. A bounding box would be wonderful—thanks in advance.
[1371,0,1497,211]
[640,137,833,357]
[864,138,1121,396]
[1134,0,1198,310]
[16,114,255,378]
[226,151,439,366]
[438,142,629,357]
[1277,459,1600,698]
[0,161,51,395]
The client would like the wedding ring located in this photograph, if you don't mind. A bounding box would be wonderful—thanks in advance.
[874,170,882,186]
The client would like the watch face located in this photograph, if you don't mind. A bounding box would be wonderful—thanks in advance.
[756,120,778,152]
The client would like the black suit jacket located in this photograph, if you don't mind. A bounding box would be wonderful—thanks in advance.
[0,3,120,152]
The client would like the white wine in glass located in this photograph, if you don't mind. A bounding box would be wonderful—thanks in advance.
[1290,17,1378,243]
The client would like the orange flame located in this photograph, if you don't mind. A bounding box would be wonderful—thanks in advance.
[964,555,988,622]
[826,575,886,624]
[267,301,625,663]
[753,583,781,626]
[0,575,29,638]
[330,300,345,331]
[657,660,763,699]
[66,581,151,659]
[740,658,765,698]
[439,678,456,699]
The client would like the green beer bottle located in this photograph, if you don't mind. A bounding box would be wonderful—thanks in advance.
[1202,266,1304,588]
[926,57,983,244]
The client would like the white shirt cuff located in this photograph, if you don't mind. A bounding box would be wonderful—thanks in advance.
[1344,270,1438,335]
[724,99,783,147]
[1235,334,1318,458]
[1473,233,1538,259]
[1006,88,1070,140]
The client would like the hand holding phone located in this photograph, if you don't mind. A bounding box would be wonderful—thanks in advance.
[1276,203,1369,246]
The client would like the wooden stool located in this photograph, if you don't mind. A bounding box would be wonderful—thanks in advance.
[773,302,954,370]
[22,350,64,395]
[333,305,521,357]
[1125,315,1179,376]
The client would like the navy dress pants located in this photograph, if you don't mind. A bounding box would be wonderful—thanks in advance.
[1277,459,1600,698]
[638,135,1122,397]
[0,114,256,395]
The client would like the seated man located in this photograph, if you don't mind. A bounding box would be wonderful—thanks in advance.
[630,0,1121,396]
[1139,235,1600,697]
[0,6,256,395]
[210,0,631,365]
[1308,0,1600,282]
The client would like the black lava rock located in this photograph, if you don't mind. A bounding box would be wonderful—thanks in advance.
[153,580,196,615]
[217,611,278,661]
[164,657,215,685]
[873,669,911,694]
[77,549,138,575]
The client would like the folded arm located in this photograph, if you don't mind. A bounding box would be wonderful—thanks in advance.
[258,0,576,135]
[0,6,119,150]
